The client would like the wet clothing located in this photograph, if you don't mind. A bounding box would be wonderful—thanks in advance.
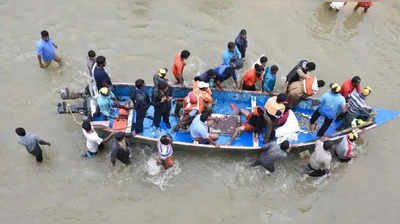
[18,133,46,162]
[93,66,112,90]
[286,60,308,85]
[36,38,56,62]
[157,139,173,161]
[152,87,173,128]
[82,129,103,154]
[97,91,116,118]
[172,52,185,80]
[215,65,237,82]
[190,114,209,141]
[110,140,131,165]
[131,88,150,133]
[153,73,168,88]
[340,79,361,99]
[222,47,241,66]
[235,34,247,58]
[252,142,287,173]
[242,68,262,91]
[335,136,356,161]
[309,140,332,170]
[262,66,276,92]
[197,69,215,83]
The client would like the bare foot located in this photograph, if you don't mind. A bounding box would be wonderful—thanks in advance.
[230,104,238,113]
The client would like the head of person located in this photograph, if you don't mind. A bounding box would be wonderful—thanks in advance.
[323,140,334,151]
[115,132,125,142]
[88,50,96,59]
[351,76,361,87]
[158,68,168,78]
[330,83,341,94]
[15,127,26,137]
[348,132,358,142]
[276,93,288,104]
[160,135,172,145]
[135,79,145,90]
[254,106,264,117]
[361,86,372,97]
[41,30,49,41]
[306,62,316,72]
[158,81,168,91]
[200,112,210,122]
[280,140,290,151]
[99,87,110,96]
[317,80,326,88]
[254,64,264,77]
[260,56,268,67]
[227,42,235,52]
[198,81,209,91]
[207,69,217,79]
[181,50,190,60]
[271,65,279,75]
[239,29,247,39]
[96,56,106,67]
[82,120,92,132]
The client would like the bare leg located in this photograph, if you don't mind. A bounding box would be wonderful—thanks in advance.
[54,55,62,66]
[364,7,368,13]
[42,61,51,68]
[210,133,219,141]
[226,126,244,145]
[239,109,250,117]
[354,5,360,11]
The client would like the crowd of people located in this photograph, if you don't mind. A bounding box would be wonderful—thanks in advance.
[16,25,376,177]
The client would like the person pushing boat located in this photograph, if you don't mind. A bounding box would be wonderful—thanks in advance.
[251,140,290,173]
[305,137,332,177]
[110,132,131,166]
[157,135,175,169]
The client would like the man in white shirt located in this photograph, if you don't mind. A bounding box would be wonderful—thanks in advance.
[82,120,113,158]
[306,137,333,177]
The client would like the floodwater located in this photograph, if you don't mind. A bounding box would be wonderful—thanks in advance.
[1,0,400,223]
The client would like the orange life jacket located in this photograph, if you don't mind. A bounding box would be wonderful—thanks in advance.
[304,75,316,96]
[183,92,204,115]
[193,81,214,104]
[264,96,285,118]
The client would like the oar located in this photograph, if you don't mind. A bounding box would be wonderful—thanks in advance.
[323,120,374,139]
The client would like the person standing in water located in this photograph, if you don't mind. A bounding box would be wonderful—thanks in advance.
[110,132,131,166]
[36,30,62,68]
[354,2,372,13]
[15,127,51,163]
[251,140,290,173]
[81,120,114,158]
[235,29,248,59]
[87,50,96,74]
[305,137,332,177]
[172,50,190,87]
[157,135,174,169]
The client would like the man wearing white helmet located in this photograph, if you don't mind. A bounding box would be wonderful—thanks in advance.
[335,132,358,163]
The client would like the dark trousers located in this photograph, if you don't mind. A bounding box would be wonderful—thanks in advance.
[310,109,333,137]
[153,104,171,128]
[243,84,256,91]
[31,147,43,162]
[135,107,146,134]
[263,112,278,142]
[307,164,327,177]
[251,160,275,173]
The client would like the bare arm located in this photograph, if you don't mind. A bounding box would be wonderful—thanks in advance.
[102,132,115,143]
[37,55,44,68]
[38,139,51,146]
[296,68,307,79]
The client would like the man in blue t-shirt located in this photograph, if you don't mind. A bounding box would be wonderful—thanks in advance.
[214,65,238,90]
[93,56,112,90]
[310,83,346,136]
[262,65,279,94]
[222,42,242,66]
[36,30,62,68]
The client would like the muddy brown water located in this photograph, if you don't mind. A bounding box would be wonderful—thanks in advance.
[1,0,400,223]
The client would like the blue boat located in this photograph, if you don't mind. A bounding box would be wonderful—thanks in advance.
[84,82,400,151]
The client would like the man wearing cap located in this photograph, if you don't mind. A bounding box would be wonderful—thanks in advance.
[335,132,358,163]
[152,81,173,129]
[263,93,288,142]
[251,141,290,173]
[110,132,131,166]
[36,30,62,68]
[310,83,346,137]
[97,87,130,120]
[153,68,169,87]
[337,86,374,130]
[193,81,214,114]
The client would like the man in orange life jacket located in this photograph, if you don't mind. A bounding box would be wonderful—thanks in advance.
[287,74,325,108]
[335,132,358,163]
[193,81,214,114]
[172,92,204,132]
[263,93,288,142]
[226,105,266,146]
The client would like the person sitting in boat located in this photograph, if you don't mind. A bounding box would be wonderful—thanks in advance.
[334,132,358,163]
[339,76,361,101]
[153,68,168,88]
[131,79,150,134]
[254,55,268,73]
[193,81,214,114]
[214,65,239,90]
[263,93,288,142]
[97,87,131,120]
[284,60,316,92]
[111,132,131,166]
[82,120,113,158]
[152,81,173,129]
[222,41,242,66]
[287,74,325,108]
[262,65,279,94]
[241,64,264,91]
[172,92,204,132]
[305,137,332,177]
[310,83,346,137]
[251,140,290,173]
[190,113,220,147]
[226,105,266,146]
[337,86,374,131]
[194,69,217,84]
[157,135,174,169]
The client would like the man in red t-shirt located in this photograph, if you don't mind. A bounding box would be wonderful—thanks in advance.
[241,64,264,91]
[354,2,372,13]
[339,76,361,101]
[172,50,190,87]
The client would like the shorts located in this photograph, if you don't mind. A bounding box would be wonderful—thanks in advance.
[86,151,97,158]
